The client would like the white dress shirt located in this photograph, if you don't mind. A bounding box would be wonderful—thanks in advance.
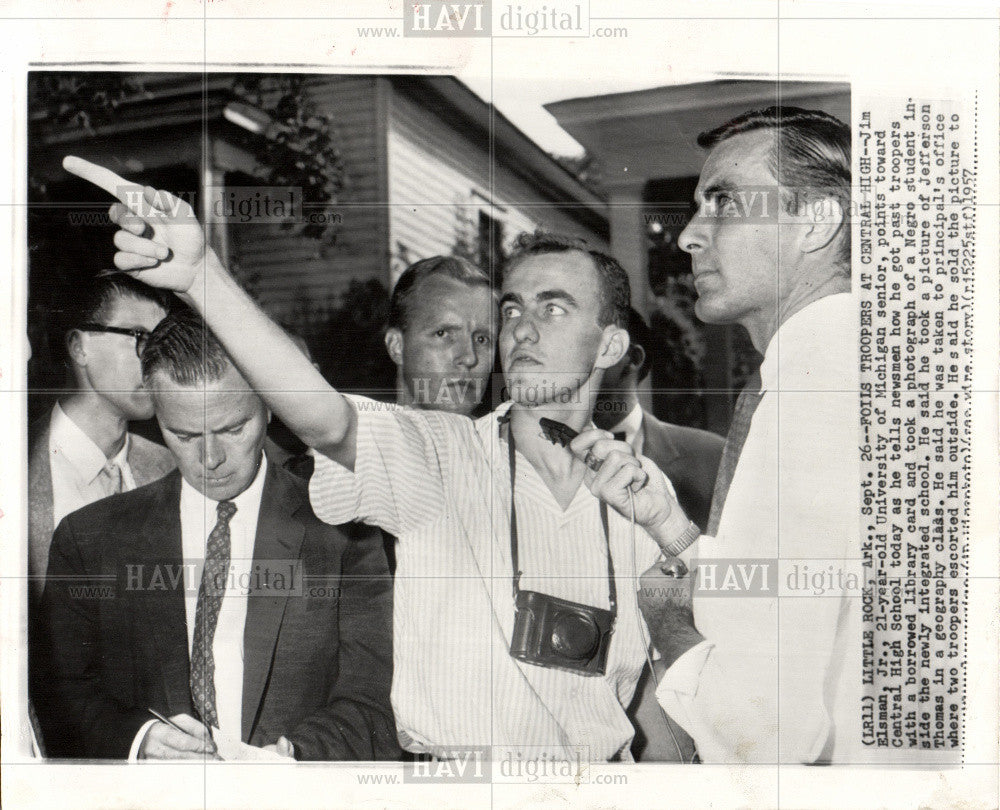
[130,455,268,759]
[655,293,863,764]
[49,402,137,528]
[608,402,645,456]
[309,399,665,761]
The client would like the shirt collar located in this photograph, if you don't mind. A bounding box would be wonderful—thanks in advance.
[757,293,855,392]
[49,402,130,484]
[479,399,515,449]
[484,400,602,449]
[608,402,643,446]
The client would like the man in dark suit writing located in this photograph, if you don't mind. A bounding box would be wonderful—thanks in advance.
[33,309,398,761]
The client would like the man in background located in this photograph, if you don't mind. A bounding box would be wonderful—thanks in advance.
[379,255,497,573]
[594,306,723,531]
[383,255,496,418]
[28,274,174,599]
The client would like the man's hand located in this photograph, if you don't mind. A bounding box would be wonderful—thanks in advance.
[62,156,213,296]
[138,713,219,760]
[62,155,356,462]
[571,429,690,542]
[262,736,295,758]
[638,561,704,669]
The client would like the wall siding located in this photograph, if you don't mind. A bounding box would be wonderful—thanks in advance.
[386,86,608,288]
[226,75,389,326]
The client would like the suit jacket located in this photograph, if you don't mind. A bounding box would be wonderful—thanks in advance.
[32,463,398,761]
[641,410,724,533]
[628,411,724,762]
[27,410,176,599]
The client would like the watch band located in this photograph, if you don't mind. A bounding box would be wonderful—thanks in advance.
[662,520,701,557]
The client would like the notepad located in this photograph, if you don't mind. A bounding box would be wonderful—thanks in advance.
[211,726,294,762]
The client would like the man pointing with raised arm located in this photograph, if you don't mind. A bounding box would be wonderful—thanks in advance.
[70,156,697,761]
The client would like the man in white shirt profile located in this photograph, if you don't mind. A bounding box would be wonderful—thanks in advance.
[28,274,174,600]
[641,106,863,764]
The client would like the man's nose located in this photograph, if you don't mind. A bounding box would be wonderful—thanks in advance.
[679,215,706,254]
[510,313,539,343]
[201,436,226,470]
[453,335,479,368]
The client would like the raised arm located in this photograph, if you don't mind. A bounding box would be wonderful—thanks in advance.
[63,156,355,467]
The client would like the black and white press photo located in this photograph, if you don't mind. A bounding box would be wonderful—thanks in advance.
[1,3,997,810]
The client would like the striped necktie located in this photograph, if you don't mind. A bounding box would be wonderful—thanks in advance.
[706,371,763,537]
[190,500,237,729]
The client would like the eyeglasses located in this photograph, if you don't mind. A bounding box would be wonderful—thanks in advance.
[79,323,151,358]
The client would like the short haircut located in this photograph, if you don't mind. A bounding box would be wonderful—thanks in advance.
[698,106,851,267]
[624,307,654,383]
[63,274,172,333]
[141,307,231,386]
[503,232,631,329]
[387,256,493,331]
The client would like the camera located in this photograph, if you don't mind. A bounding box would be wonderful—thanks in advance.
[509,589,615,676]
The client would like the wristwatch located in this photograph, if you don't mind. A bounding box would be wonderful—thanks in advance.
[662,520,700,557]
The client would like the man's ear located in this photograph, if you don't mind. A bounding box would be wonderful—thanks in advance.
[799,196,846,255]
[628,343,646,375]
[384,328,404,367]
[66,329,86,367]
[595,325,630,371]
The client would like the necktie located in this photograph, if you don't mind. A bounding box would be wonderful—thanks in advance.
[706,371,763,536]
[613,431,627,443]
[190,500,237,729]
[97,460,124,497]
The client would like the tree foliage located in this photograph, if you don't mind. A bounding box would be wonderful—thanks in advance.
[230,75,346,245]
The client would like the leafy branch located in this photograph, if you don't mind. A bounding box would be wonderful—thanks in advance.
[230,75,346,245]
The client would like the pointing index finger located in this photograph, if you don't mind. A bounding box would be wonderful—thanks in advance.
[62,155,139,207]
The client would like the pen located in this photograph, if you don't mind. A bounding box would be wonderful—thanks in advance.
[147,707,217,754]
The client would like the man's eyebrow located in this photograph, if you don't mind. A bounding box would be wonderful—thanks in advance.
[537,289,579,307]
[498,292,522,307]
[165,414,251,436]
[164,424,202,437]
[425,319,462,331]
[217,414,252,432]
[698,181,737,200]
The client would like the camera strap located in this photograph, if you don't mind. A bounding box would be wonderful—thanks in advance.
[504,417,618,620]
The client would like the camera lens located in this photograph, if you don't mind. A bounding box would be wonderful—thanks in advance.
[550,612,600,660]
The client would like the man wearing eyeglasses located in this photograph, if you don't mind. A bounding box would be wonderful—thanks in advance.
[28,274,175,600]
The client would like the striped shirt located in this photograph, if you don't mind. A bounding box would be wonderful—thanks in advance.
[309,398,664,761]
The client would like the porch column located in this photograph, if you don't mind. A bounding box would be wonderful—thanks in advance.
[606,181,653,318]
[606,180,654,410]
